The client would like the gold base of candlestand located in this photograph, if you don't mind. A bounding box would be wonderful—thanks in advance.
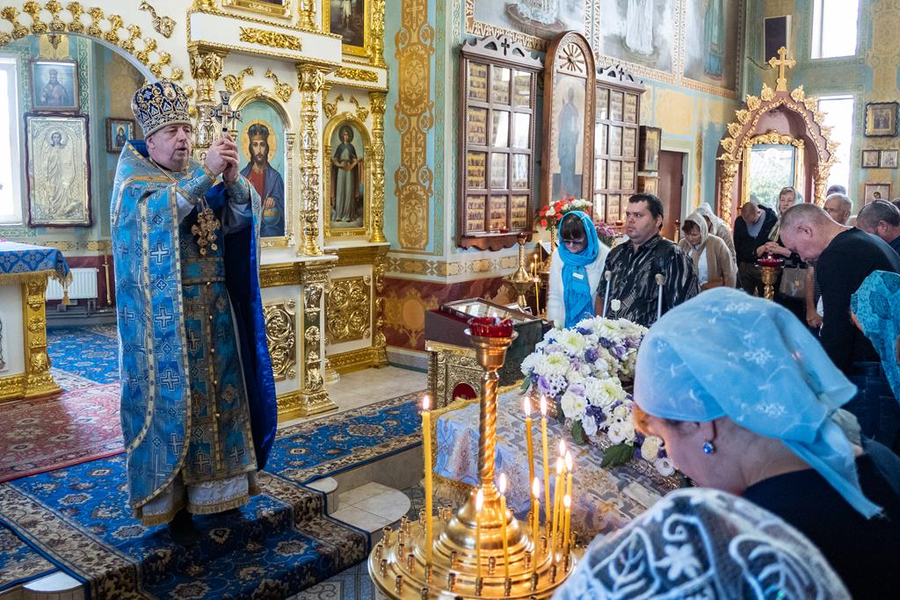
[760,264,781,300]
[368,503,580,599]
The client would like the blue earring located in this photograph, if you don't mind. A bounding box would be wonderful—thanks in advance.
[702,441,715,455]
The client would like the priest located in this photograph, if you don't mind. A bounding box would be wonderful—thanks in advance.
[111,81,277,542]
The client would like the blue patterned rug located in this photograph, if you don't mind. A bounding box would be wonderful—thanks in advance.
[0,393,423,599]
[47,325,119,386]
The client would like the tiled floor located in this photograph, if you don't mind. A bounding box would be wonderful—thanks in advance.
[330,482,411,533]
[279,366,427,429]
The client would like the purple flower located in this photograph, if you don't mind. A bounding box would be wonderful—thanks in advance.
[585,348,599,363]
[576,327,592,335]
[569,383,585,396]
[599,338,613,349]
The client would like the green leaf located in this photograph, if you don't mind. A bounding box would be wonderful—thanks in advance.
[519,378,531,392]
[600,443,635,468]
[571,420,586,445]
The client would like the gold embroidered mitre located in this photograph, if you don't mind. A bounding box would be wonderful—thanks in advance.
[131,81,191,137]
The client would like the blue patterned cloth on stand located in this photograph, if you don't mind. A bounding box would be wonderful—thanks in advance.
[0,241,70,282]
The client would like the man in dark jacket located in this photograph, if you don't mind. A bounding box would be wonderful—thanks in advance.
[733,199,778,296]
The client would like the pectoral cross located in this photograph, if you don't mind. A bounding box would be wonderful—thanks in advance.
[214,90,242,135]
[768,46,796,92]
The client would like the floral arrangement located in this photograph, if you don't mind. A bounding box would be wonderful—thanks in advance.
[536,197,593,231]
[520,316,674,476]
[594,221,618,248]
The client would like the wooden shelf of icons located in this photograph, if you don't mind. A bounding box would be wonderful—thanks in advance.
[591,66,645,232]
[458,36,543,251]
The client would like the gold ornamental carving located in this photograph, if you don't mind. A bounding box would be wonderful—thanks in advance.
[223,66,254,93]
[327,347,379,373]
[371,245,388,366]
[368,91,387,244]
[296,65,331,256]
[265,68,294,103]
[264,300,297,381]
[222,0,291,19]
[326,276,371,344]
[335,66,378,83]
[768,46,796,93]
[138,1,175,38]
[323,92,340,120]
[259,262,302,288]
[295,0,316,31]
[0,2,183,80]
[297,261,336,416]
[394,0,434,250]
[370,0,386,67]
[239,26,302,52]
[349,95,369,121]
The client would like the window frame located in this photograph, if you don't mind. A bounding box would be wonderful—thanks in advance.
[816,94,856,194]
[811,0,861,60]
[0,57,22,225]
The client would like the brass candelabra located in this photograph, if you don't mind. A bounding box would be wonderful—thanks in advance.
[368,327,579,599]
[757,255,784,301]
[503,234,538,313]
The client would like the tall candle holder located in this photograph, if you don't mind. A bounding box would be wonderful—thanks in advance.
[756,254,784,301]
[504,233,538,313]
[368,319,579,598]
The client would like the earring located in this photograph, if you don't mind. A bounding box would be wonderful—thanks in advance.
[702,440,715,455]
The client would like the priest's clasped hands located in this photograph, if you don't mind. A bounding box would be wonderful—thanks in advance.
[204,135,241,183]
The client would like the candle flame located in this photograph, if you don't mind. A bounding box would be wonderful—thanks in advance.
[422,395,430,411]
[475,488,484,510]
[563,494,571,508]
[523,397,531,416]
[556,456,564,474]
[498,473,507,495]
[559,439,566,456]
[532,478,540,497]
[565,451,573,472]
[540,396,547,416]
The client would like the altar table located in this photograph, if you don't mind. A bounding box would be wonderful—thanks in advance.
[0,241,69,401]
[434,387,679,543]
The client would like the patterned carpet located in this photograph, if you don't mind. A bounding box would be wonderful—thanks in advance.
[0,391,424,599]
[0,383,123,483]
[47,325,120,386]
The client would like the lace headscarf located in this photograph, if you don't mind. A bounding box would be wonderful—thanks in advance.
[851,270,900,401]
[554,488,850,600]
[633,287,882,518]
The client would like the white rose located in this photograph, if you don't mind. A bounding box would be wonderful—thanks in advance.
[607,420,627,444]
[610,299,621,312]
[655,457,676,476]
[561,390,586,420]
[582,414,598,436]
[612,405,630,419]
[641,436,661,460]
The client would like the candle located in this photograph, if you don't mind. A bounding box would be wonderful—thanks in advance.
[565,451,574,511]
[531,478,540,572]
[655,273,665,321]
[422,396,434,565]
[523,398,536,518]
[552,457,564,546]
[602,271,612,318]
[540,397,551,531]
[499,473,510,579]
[562,494,571,553]
[475,488,484,580]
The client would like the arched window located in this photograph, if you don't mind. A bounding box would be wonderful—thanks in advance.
[0,57,21,224]
[811,0,860,59]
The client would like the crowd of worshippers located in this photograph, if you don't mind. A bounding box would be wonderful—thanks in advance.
[548,192,900,598]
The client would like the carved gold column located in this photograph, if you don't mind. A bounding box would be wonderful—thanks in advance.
[717,158,739,228]
[296,64,330,256]
[296,0,317,31]
[22,273,59,399]
[372,247,389,367]
[189,46,226,152]
[368,91,387,243]
[299,261,337,416]
[371,0,386,68]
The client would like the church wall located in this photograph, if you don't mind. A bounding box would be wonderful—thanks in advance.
[743,0,898,210]
[381,0,744,356]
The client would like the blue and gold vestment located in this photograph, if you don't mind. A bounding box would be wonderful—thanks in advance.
[111,141,277,524]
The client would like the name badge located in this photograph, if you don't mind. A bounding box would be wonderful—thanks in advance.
[573,272,584,280]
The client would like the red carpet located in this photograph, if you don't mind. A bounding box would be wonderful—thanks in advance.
[0,383,123,483]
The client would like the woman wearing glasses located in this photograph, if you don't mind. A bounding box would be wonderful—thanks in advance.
[546,211,610,328]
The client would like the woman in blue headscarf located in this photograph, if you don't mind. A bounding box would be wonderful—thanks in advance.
[546,211,609,328]
[631,288,900,599]
[851,270,900,449]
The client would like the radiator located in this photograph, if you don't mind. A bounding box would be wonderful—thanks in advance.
[46,267,99,301]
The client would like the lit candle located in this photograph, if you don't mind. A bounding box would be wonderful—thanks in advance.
[475,488,484,580]
[540,397,551,531]
[565,451,574,513]
[523,398,536,518]
[552,456,564,547]
[499,473,510,579]
[531,478,540,572]
[562,494,571,553]
[422,395,434,565]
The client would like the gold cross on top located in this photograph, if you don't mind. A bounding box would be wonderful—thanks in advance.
[768,46,796,92]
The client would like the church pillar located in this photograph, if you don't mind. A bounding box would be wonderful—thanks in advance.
[370,0,386,68]
[299,260,337,416]
[296,64,329,257]
[188,45,227,152]
[368,90,387,244]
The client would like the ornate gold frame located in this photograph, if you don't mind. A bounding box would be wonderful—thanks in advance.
[323,0,372,60]
[323,111,372,239]
[740,130,805,208]
[229,86,296,248]
[222,0,292,19]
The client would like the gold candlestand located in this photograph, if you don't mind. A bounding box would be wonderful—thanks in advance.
[504,234,538,313]
[758,260,783,301]
[368,328,578,599]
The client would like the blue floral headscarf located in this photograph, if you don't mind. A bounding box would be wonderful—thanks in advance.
[557,211,600,328]
[851,270,900,401]
[634,287,881,518]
